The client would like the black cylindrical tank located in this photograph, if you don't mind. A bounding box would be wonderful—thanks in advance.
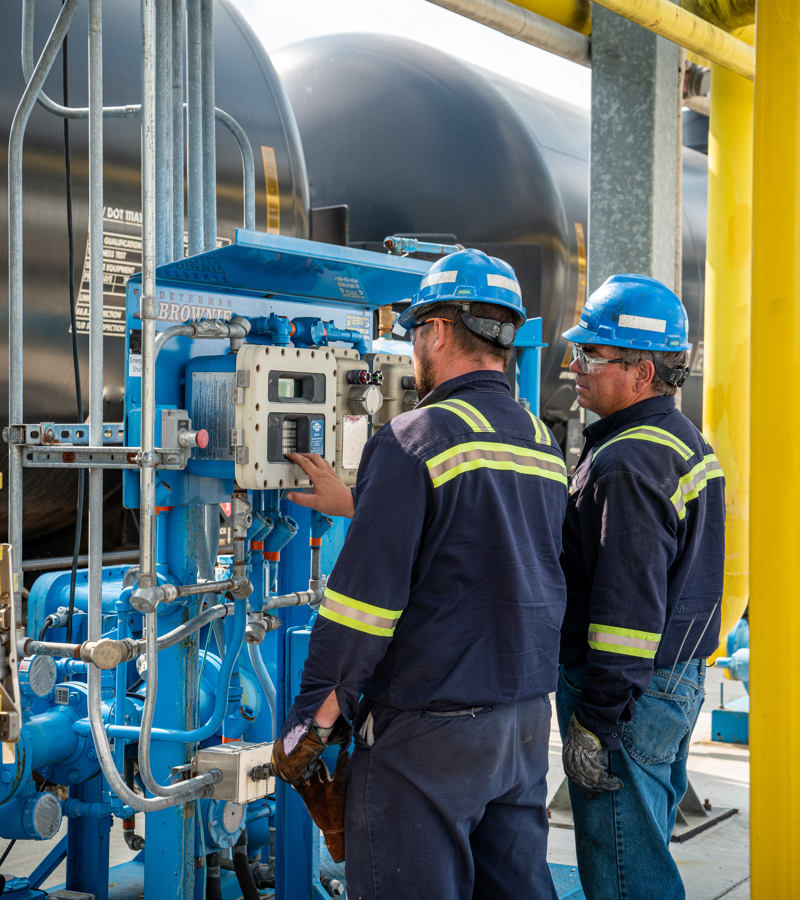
[1,0,309,549]
[275,33,707,446]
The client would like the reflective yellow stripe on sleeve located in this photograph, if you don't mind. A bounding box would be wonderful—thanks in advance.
[426,441,567,488]
[588,623,662,659]
[670,453,724,520]
[318,588,403,637]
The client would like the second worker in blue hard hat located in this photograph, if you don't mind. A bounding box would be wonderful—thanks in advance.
[270,248,568,899]
[558,273,726,900]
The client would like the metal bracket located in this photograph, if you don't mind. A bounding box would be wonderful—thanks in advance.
[3,425,28,444]
[236,369,250,388]
[171,763,193,785]
[21,447,186,470]
[230,429,244,446]
[235,447,249,464]
[4,423,125,446]
[233,387,245,405]
[0,545,22,749]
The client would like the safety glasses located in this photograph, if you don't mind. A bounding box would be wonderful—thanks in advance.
[572,344,626,375]
[409,317,453,346]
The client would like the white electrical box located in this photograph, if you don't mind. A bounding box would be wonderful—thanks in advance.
[369,353,416,428]
[234,344,337,490]
[332,349,383,486]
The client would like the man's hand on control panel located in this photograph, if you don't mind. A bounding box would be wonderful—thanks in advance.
[285,453,355,519]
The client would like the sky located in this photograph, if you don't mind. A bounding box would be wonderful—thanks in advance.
[227,0,591,110]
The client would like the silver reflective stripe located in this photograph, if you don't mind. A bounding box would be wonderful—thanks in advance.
[593,425,693,461]
[420,270,457,289]
[588,630,660,653]
[321,594,398,633]
[427,445,567,483]
[671,455,724,519]
[487,273,521,295]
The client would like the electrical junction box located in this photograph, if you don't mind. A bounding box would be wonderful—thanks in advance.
[368,353,416,428]
[234,344,337,490]
[194,740,275,803]
[332,349,383,486]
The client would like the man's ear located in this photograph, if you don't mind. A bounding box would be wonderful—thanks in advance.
[635,358,656,393]
[431,318,451,353]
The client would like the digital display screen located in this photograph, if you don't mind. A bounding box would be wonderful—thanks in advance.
[278,377,303,399]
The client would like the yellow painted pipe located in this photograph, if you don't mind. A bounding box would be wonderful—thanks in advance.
[702,62,752,663]
[680,0,753,31]
[506,0,591,34]
[590,0,754,80]
[751,1,800,896]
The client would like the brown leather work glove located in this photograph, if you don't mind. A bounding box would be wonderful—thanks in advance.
[295,749,350,863]
[271,717,349,786]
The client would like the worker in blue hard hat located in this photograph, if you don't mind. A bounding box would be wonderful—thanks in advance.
[557,273,726,900]
[271,248,567,899]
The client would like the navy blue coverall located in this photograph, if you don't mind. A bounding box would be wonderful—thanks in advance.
[281,370,568,900]
[557,394,726,900]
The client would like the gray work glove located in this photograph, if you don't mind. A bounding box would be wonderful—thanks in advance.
[563,714,624,799]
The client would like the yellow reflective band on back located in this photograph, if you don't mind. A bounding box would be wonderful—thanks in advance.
[319,588,402,637]
[426,441,567,488]
[526,410,551,446]
[426,399,495,433]
[593,425,693,461]
[587,622,661,658]
[670,453,724,520]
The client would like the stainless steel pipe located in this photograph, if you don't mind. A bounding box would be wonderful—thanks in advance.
[201,0,217,251]
[186,0,204,255]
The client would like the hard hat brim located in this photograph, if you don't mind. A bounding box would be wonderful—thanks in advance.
[562,322,691,352]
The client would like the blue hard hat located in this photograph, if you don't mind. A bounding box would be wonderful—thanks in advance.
[398,248,526,331]
[562,274,691,351]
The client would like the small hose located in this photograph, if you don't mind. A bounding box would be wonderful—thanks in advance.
[232,830,260,900]
[206,850,223,900]
[247,642,277,740]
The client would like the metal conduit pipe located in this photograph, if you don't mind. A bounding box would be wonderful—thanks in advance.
[138,0,158,593]
[425,0,590,66]
[155,0,173,265]
[128,598,246,749]
[153,319,250,362]
[264,589,322,610]
[247,643,277,740]
[507,0,591,33]
[141,602,233,651]
[201,0,217,251]
[171,0,184,261]
[187,0,204,255]
[8,0,82,616]
[137,611,220,798]
[589,0,754,79]
[215,107,256,231]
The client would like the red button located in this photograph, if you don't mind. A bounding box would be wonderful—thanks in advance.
[196,429,210,449]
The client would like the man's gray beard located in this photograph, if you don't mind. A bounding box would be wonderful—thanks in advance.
[413,346,436,399]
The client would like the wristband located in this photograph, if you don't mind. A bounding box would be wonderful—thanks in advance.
[313,721,334,740]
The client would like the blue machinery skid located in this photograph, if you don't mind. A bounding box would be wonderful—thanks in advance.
[4,231,547,899]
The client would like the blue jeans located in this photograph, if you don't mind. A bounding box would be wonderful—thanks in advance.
[345,695,557,900]
[555,660,705,900]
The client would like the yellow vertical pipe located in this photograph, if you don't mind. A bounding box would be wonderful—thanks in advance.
[702,62,753,660]
[751,1,800,896]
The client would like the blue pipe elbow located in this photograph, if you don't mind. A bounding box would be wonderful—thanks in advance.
[263,516,297,556]
[311,511,334,541]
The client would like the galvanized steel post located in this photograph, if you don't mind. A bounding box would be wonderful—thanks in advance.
[7,0,81,619]
[750,0,800,894]
[201,0,217,251]
[171,0,185,260]
[156,0,173,265]
[702,58,752,658]
[186,0,204,255]
[587,7,680,293]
